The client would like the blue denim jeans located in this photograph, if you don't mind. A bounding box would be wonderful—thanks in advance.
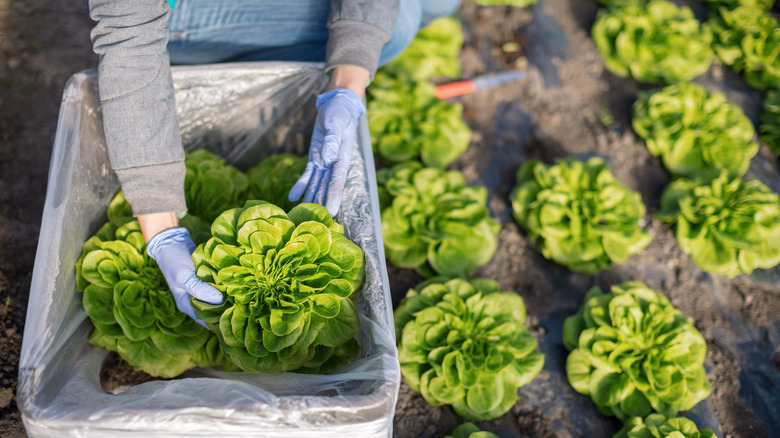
[167,0,460,67]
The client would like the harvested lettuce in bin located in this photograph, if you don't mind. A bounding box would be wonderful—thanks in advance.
[246,153,307,212]
[75,218,228,378]
[192,201,365,373]
[21,64,398,437]
[184,149,249,222]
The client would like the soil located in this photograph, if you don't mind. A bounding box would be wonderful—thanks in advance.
[1,1,779,438]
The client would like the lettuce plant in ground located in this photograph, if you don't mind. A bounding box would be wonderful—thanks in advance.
[191,201,365,373]
[76,219,227,378]
[184,149,249,222]
[760,90,780,155]
[657,172,780,277]
[395,278,545,421]
[632,82,758,181]
[444,423,501,438]
[383,16,463,81]
[510,157,652,274]
[368,71,471,169]
[709,5,780,90]
[246,153,307,211]
[377,162,500,278]
[615,414,718,438]
[563,282,711,420]
[591,1,713,84]
[698,0,773,9]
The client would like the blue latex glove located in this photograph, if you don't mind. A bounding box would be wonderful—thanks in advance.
[289,88,366,216]
[146,227,223,328]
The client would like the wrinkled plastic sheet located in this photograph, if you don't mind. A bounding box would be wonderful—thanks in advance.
[18,62,399,437]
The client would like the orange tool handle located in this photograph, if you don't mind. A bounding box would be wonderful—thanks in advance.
[435,81,478,99]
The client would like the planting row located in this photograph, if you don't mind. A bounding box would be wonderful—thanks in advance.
[72,1,780,436]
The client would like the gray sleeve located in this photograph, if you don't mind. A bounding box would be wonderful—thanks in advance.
[326,0,400,78]
[89,0,187,216]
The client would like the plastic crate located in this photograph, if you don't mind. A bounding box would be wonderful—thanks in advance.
[18,62,399,438]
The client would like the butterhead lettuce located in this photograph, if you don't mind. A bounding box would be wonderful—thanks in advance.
[563,282,711,420]
[377,162,501,278]
[368,71,472,169]
[510,158,652,274]
[395,278,544,421]
[192,201,365,373]
[246,153,307,212]
[592,1,713,84]
[615,414,718,438]
[76,219,227,377]
[657,172,780,277]
[633,82,758,181]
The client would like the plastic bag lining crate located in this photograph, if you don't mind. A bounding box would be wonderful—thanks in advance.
[18,62,400,438]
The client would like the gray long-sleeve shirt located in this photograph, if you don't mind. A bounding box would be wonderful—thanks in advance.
[88,0,398,216]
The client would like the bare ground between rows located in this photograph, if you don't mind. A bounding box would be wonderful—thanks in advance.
[2,0,780,438]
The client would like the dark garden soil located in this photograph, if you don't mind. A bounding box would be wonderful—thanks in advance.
[1,1,779,437]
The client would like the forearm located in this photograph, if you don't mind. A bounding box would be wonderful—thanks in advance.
[138,212,179,243]
[326,0,399,78]
[89,0,187,217]
[328,65,371,98]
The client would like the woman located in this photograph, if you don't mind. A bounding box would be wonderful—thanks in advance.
[87,0,459,325]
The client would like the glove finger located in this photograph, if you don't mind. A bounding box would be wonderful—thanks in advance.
[172,291,208,328]
[289,161,316,202]
[184,273,223,304]
[325,159,349,216]
[315,167,331,206]
[184,238,197,254]
[321,132,341,165]
[303,167,325,204]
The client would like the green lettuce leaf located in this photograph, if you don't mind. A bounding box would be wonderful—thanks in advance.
[395,278,544,421]
[245,153,307,211]
[444,422,501,438]
[107,149,248,239]
[760,90,780,156]
[191,201,365,373]
[698,0,774,9]
[592,1,713,84]
[633,82,758,181]
[614,413,718,438]
[657,172,780,277]
[510,157,652,274]
[383,16,463,81]
[377,162,501,277]
[564,282,712,420]
[75,219,228,378]
[368,71,472,168]
[709,5,780,90]
[184,149,249,222]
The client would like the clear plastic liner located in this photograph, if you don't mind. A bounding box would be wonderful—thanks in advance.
[18,62,400,437]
